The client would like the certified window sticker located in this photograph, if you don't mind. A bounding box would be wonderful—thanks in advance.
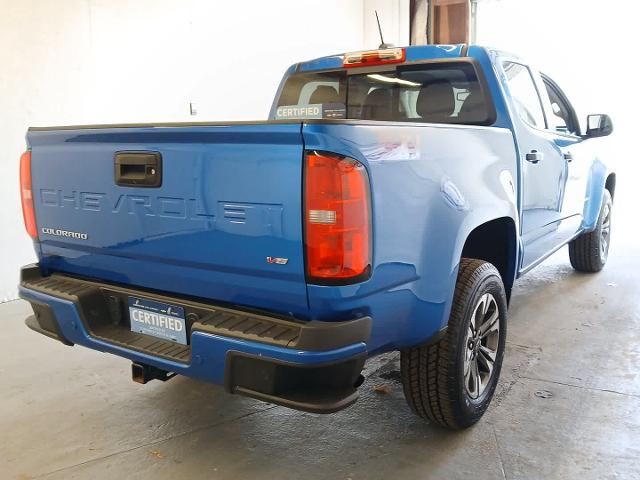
[275,103,346,120]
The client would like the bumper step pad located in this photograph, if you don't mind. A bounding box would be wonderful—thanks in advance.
[20,266,371,364]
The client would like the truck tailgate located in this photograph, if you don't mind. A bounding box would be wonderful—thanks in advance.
[27,123,309,316]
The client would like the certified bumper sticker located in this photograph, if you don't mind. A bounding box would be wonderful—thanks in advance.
[128,297,187,345]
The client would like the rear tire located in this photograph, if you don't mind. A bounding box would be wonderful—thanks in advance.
[569,190,612,273]
[400,258,507,429]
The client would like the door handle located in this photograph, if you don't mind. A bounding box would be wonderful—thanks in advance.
[115,151,162,187]
[525,150,544,164]
[563,152,573,162]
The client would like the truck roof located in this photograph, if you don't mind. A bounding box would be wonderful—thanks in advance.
[296,44,491,72]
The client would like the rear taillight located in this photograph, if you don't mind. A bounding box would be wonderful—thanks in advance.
[304,151,371,284]
[20,150,37,239]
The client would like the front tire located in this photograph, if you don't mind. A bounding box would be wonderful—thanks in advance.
[569,189,612,273]
[400,259,507,429]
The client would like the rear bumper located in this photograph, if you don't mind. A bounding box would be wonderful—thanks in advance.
[19,265,370,413]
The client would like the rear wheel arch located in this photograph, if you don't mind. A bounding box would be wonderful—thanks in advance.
[460,217,517,301]
[605,172,616,201]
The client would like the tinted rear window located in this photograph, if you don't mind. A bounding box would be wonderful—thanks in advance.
[275,62,494,125]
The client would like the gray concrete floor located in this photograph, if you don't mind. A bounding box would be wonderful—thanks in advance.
[2,206,639,480]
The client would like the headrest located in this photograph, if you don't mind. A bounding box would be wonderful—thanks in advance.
[457,84,486,123]
[309,86,341,105]
[416,81,455,121]
[362,88,392,120]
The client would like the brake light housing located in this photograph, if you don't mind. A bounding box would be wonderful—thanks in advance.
[304,151,372,284]
[343,48,405,68]
[20,150,38,239]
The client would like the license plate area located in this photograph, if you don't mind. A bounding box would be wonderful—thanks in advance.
[128,296,188,345]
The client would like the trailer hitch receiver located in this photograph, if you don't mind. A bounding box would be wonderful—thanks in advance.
[131,362,176,384]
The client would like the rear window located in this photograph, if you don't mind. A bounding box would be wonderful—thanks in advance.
[275,62,494,125]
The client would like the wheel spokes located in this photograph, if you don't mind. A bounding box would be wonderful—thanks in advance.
[469,359,481,398]
[480,294,490,315]
[479,310,499,338]
[472,294,490,332]
[477,345,496,377]
[601,204,611,257]
[464,292,501,400]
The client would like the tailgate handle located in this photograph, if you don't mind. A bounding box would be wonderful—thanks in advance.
[115,151,162,187]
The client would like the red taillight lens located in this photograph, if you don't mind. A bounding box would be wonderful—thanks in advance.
[20,150,38,239]
[343,48,406,68]
[304,151,371,284]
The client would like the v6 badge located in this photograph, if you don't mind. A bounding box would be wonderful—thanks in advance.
[266,257,288,265]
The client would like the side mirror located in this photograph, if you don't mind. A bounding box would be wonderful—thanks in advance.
[585,114,613,138]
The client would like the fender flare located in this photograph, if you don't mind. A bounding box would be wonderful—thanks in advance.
[582,160,614,232]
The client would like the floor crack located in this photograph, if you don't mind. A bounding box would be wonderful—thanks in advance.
[519,375,640,399]
[505,341,542,352]
[492,424,508,480]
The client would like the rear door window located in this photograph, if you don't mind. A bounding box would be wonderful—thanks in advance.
[502,62,546,129]
[275,62,494,125]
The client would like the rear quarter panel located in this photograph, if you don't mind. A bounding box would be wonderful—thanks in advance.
[303,121,519,353]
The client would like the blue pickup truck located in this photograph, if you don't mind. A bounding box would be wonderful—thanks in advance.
[18,45,615,429]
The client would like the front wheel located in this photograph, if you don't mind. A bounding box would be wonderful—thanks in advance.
[569,189,612,273]
[400,258,507,429]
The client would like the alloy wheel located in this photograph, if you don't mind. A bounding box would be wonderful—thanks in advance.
[463,293,500,399]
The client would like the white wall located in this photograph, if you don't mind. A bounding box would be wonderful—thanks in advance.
[475,0,639,238]
[476,0,638,137]
[0,0,409,302]
[364,0,410,49]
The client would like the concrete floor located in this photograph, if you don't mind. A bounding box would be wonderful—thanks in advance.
[2,209,639,479]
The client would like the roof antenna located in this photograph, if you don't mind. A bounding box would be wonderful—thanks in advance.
[375,10,393,49]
